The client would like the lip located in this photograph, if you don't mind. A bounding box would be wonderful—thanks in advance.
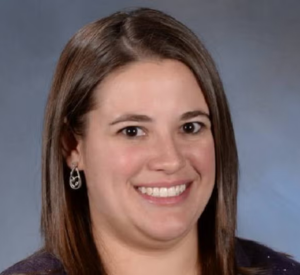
[134,179,192,188]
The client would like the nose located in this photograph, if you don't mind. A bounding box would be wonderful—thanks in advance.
[147,135,186,174]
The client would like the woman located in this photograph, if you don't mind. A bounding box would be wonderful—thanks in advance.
[1,7,299,275]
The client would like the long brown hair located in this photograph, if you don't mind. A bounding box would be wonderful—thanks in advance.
[41,7,253,275]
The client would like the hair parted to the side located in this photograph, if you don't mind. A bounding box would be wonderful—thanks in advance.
[41,7,258,275]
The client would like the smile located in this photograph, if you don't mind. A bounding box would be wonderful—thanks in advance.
[137,184,187,198]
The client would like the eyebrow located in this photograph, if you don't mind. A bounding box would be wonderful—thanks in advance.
[109,110,210,125]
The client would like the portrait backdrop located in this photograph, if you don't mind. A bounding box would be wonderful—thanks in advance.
[0,0,299,271]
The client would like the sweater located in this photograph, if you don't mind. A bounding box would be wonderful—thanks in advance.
[1,238,300,275]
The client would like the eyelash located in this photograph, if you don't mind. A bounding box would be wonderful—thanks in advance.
[118,122,204,138]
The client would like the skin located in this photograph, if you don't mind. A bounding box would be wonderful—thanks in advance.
[67,59,215,275]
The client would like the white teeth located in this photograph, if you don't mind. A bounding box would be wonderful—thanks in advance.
[138,184,187,198]
[146,187,152,195]
[160,188,168,197]
[180,184,186,193]
[175,185,180,195]
[167,187,176,197]
[153,187,159,196]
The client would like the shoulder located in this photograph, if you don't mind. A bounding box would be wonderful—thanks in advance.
[0,250,66,275]
[236,237,300,275]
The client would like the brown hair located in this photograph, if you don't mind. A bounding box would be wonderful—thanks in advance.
[41,7,256,275]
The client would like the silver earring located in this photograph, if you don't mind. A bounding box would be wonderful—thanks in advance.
[69,163,82,190]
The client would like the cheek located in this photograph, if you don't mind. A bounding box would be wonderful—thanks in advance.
[108,144,147,180]
[187,137,215,180]
[82,138,147,187]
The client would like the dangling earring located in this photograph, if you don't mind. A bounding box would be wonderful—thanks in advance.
[69,163,82,190]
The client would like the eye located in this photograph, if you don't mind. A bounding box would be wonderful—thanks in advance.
[120,126,146,138]
[181,122,203,134]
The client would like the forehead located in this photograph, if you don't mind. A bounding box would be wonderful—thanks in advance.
[93,59,209,115]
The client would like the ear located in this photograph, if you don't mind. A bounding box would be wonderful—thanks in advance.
[61,124,85,170]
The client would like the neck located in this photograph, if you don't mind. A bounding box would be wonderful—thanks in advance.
[93,225,200,275]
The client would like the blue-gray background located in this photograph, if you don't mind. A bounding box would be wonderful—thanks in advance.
[0,0,299,271]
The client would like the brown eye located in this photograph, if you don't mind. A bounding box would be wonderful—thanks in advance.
[121,126,145,137]
[182,122,202,134]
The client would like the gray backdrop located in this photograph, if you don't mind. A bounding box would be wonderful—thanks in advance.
[0,0,299,271]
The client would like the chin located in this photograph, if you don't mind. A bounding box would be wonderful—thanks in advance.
[143,219,196,243]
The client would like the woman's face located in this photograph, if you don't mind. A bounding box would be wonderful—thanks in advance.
[73,59,215,247]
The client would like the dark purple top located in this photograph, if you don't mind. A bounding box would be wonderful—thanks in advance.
[1,238,300,274]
